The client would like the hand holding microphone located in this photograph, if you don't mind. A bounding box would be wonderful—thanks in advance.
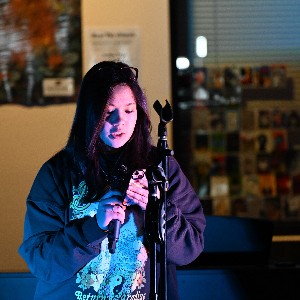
[95,167,149,253]
[95,189,126,233]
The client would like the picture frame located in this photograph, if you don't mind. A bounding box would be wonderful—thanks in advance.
[0,0,82,106]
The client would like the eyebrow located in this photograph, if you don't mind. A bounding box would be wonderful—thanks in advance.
[107,102,136,107]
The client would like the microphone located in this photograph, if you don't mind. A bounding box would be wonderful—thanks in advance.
[108,218,121,254]
[107,164,131,254]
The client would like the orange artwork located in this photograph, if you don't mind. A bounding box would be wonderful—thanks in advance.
[0,0,81,105]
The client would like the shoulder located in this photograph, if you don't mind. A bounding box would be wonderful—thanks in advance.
[34,149,77,188]
[28,150,76,208]
[41,149,76,174]
[168,156,196,198]
[47,149,73,167]
[169,156,184,177]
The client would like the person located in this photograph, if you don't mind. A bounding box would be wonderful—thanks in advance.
[19,60,206,300]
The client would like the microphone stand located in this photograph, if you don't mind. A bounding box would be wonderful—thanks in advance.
[145,100,173,300]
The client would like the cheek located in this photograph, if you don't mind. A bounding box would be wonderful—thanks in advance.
[130,114,138,130]
[131,118,137,129]
[99,124,110,140]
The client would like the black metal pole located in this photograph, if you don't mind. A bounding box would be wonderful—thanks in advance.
[157,125,168,300]
[145,100,173,300]
[146,175,160,300]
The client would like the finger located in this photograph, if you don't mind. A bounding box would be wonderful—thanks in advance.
[126,184,149,200]
[101,189,123,200]
[111,205,126,223]
[138,176,148,188]
[127,184,149,198]
[125,189,148,210]
[100,197,124,207]
[111,205,125,215]
[129,177,148,190]
[97,203,122,220]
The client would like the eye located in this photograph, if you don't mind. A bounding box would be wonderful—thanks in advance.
[125,105,136,114]
[106,109,115,115]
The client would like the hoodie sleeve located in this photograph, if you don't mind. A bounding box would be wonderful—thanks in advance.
[18,153,107,284]
[165,156,206,265]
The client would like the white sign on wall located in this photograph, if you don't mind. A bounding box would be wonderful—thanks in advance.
[84,27,140,72]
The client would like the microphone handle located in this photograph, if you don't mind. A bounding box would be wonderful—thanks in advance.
[106,164,131,254]
[108,219,121,254]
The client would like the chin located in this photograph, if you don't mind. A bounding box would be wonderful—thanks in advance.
[110,140,127,149]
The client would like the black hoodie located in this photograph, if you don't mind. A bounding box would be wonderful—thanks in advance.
[19,150,206,300]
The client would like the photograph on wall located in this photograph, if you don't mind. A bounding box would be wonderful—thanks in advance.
[241,109,256,130]
[212,196,231,216]
[226,132,240,152]
[258,110,272,129]
[193,151,211,197]
[258,173,277,197]
[239,66,253,86]
[272,129,288,152]
[276,174,292,195]
[226,109,239,131]
[287,129,300,150]
[283,195,300,219]
[0,0,82,106]
[191,107,210,130]
[231,197,248,217]
[256,153,272,173]
[272,108,287,128]
[210,132,226,153]
[84,27,140,73]
[271,64,287,88]
[292,174,300,194]
[209,110,226,130]
[210,175,229,197]
[192,67,209,101]
[261,196,282,220]
[226,155,240,176]
[286,110,300,128]
[242,174,260,197]
[240,154,256,175]
[194,131,209,151]
[255,130,274,153]
[240,131,256,153]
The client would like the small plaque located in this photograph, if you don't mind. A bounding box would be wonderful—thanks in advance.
[43,78,75,97]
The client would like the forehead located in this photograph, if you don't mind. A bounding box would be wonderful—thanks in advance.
[107,85,136,106]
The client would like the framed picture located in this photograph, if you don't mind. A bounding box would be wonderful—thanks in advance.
[0,0,82,106]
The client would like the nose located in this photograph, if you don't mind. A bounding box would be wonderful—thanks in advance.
[111,109,125,126]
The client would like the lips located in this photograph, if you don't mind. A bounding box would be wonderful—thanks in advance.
[111,131,125,138]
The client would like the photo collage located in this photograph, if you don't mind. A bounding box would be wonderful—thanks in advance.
[192,64,289,105]
[191,105,300,221]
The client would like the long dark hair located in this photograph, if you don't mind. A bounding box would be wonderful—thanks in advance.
[65,61,153,196]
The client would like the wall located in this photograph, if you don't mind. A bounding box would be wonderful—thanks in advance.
[0,0,171,272]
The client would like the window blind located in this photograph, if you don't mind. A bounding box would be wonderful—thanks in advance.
[191,0,300,99]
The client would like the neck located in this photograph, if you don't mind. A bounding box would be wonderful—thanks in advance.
[100,140,127,155]
[99,140,130,175]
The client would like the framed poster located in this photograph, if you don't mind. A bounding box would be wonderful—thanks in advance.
[0,0,82,106]
[84,27,140,73]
